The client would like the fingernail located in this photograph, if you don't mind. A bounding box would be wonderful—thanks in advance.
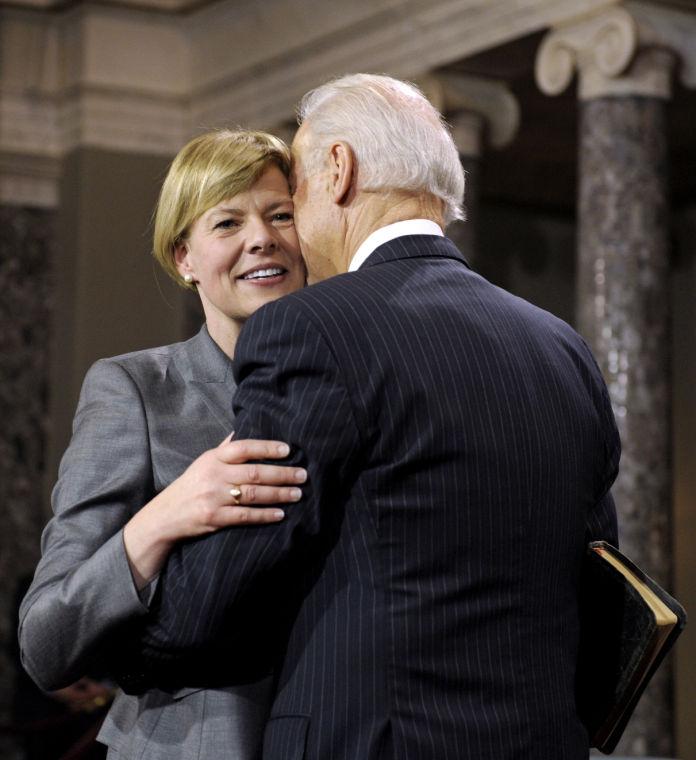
[290,488,302,501]
[277,443,290,456]
[295,468,307,482]
[273,510,285,519]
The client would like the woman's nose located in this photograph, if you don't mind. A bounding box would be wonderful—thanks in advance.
[246,218,277,252]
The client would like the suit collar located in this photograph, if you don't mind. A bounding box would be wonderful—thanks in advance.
[177,324,234,384]
[349,220,444,271]
[360,234,471,271]
[174,324,236,434]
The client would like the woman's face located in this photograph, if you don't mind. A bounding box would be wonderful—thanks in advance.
[176,165,305,340]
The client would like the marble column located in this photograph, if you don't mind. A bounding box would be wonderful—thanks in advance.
[535,5,691,756]
[0,203,56,760]
[578,87,673,760]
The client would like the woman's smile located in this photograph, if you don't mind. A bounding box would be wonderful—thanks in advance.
[175,164,306,343]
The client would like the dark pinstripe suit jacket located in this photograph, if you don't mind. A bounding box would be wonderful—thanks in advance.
[126,235,619,760]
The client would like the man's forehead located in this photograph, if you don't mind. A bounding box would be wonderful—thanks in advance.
[292,123,312,154]
[289,126,310,183]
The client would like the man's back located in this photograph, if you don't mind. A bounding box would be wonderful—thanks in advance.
[133,235,618,760]
[237,235,619,759]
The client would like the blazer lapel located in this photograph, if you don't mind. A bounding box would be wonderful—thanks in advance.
[175,326,237,435]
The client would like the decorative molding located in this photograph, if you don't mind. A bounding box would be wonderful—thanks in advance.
[534,1,695,101]
[0,0,205,12]
[535,5,641,98]
[2,0,689,168]
[434,72,520,151]
[77,9,191,98]
[448,111,486,158]
[627,0,696,89]
[190,0,620,131]
[0,84,188,206]
[61,89,191,155]
[0,151,59,207]
[0,83,61,205]
[0,93,61,159]
[1,86,190,149]
[271,70,517,158]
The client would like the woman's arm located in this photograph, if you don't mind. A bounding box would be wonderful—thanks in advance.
[123,436,306,589]
[18,357,304,690]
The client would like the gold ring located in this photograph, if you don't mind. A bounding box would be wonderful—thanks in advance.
[229,486,242,505]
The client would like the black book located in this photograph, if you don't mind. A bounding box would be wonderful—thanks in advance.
[577,541,687,754]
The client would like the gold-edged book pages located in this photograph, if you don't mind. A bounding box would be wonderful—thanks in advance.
[577,541,686,754]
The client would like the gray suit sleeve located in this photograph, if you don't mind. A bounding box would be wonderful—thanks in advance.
[18,358,155,691]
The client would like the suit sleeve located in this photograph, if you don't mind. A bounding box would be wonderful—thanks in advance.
[18,359,155,691]
[128,298,362,676]
[584,347,621,548]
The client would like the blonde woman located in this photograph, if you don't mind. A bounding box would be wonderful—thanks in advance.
[19,130,306,760]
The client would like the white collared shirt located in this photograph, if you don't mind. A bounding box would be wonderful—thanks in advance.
[348,219,444,272]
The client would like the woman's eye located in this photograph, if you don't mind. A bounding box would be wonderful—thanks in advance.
[214,219,238,230]
[272,212,294,223]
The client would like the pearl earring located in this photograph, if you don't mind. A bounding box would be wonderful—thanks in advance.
[183,274,193,284]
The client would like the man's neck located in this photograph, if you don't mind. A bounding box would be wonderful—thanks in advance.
[338,191,444,273]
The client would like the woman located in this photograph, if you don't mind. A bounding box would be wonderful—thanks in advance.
[18,129,307,759]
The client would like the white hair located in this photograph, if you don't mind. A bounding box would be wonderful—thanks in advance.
[296,73,465,226]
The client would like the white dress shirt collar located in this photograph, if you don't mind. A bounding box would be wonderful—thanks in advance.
[348,219,444,272]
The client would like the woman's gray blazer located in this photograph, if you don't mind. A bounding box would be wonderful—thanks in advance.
[18,326,272,759]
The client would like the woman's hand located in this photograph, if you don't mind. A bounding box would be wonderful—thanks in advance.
[123,436,306,589]
[153,436,305,538]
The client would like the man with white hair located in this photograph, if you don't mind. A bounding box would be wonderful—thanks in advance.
[123,74,619,759]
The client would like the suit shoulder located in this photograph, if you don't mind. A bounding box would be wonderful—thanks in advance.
[497,287,609,396]
[82,339,190,401]
[488,279,584,344]
[92,339,188,376]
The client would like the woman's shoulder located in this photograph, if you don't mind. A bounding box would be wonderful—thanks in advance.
[97,342,182,373]
[82,330,205,397]
[92,330,205,380]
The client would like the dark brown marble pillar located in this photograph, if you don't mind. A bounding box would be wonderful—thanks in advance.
[577,96,673,758]
[0,205,55,760]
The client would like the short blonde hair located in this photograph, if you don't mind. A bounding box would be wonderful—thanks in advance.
[153,129,292,287]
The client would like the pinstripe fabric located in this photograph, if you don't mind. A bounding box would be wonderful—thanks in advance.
[124,235,619,760]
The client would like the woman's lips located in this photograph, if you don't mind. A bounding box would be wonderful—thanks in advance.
[238,266,289,286]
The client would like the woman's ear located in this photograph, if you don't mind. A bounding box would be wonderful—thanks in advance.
[329,141,355,205]
[174,241,194,281]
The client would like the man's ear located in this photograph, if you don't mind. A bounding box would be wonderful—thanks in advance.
[328,141,355,205]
